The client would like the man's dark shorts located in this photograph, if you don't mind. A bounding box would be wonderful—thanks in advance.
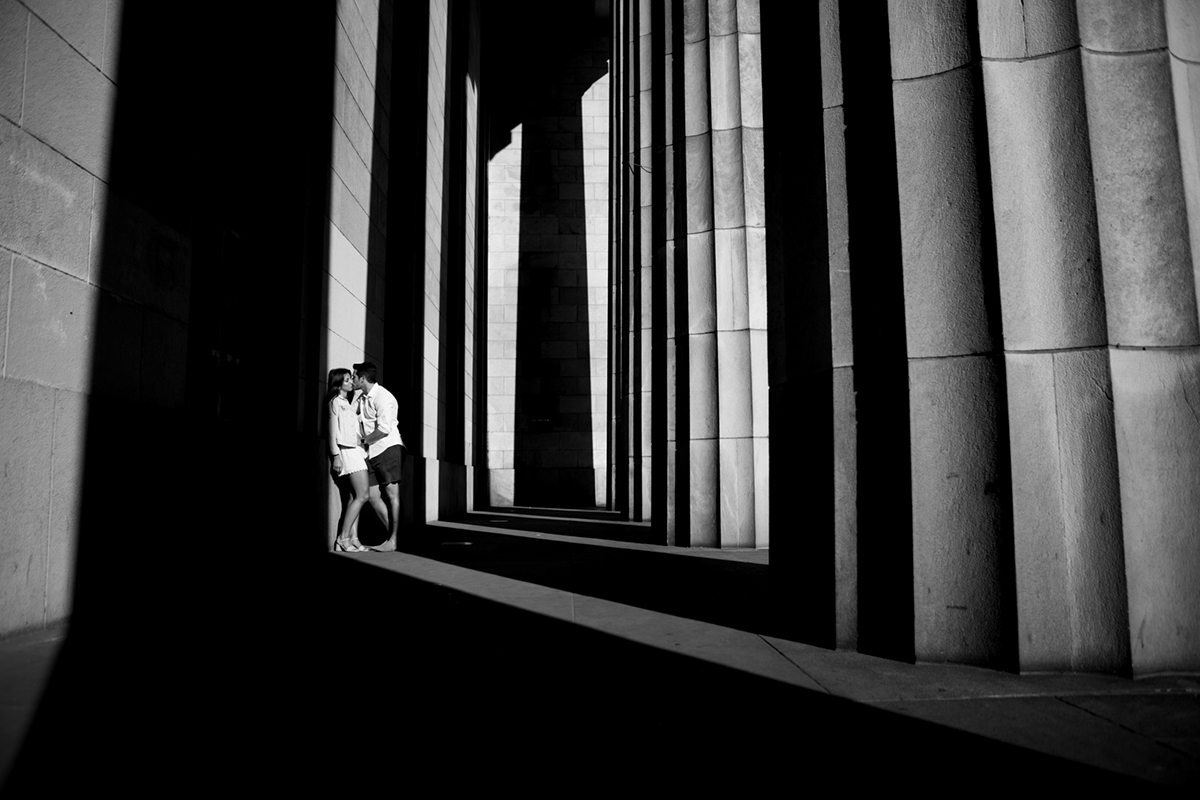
[368,444,404,487]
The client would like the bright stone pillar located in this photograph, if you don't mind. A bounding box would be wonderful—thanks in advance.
[889,0,1016,667]
[979,0,1130,673]
[682,0,721,544]
[1078,0,1200,675]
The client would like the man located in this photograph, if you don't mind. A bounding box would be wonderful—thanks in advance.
[352,362,405,551]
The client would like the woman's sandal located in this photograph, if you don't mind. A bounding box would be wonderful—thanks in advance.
[335,537,367,553]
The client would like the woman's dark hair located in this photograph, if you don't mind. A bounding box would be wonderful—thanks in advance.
[325,367,351,408]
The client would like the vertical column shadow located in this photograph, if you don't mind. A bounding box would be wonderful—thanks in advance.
[839,1,915,661]
[381,0,431,532]
[351,0,402,545]
[762,1,836,646]
[5,2,341,791]
[669,0,690,545]
[650,0,668,541]
[436,0,471,515]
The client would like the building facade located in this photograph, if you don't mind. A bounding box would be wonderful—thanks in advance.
[1,0,1198,679]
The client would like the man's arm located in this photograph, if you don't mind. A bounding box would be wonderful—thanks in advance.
[362,390,398,446]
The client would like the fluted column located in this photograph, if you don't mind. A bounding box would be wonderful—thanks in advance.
[609,0,622,511]
[422,0,452,520]
[742,0,769,548]
[1078,0,1200,674]
[610,0,630,516]
[889,0,1015,667]
[979,0,1129,673]
[664,0,684,544]
[463,3,480,509]
[683,0,720,545]
[635,0,654,520]
[1167,1,1200,292]
[708,0,765,547]
[822,0,857,649]
[628,0,638,513]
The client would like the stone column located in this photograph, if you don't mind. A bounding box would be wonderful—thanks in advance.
[1167,0,1200,288]
[636,0,654,520]
[1078,0,1200,674]
[608,0,620,511]
[419,0,452,519]
[463,0,481,511]
[624,0,637,516]
[626,0,639,516]
[485,124,520,505]
[889,0,1015,667]
[762,0,833,641]
[979,0,1129,673]
[610,0,629,516]
[664,0,684,544]
[665,0,768,548]
[822,0,857,649]
[683,0,721,545]
[710,0,759,547]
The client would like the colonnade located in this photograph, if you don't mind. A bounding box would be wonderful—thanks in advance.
[610,0,1200,674]
[612,0,770,547]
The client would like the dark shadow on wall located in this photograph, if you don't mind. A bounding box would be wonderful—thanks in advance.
[838,0,916,662]
[355,0,420,546]
[963,3,1020,672]
[666,0,690,545]
[5,1,340,790]
[648,0,668,542]
[361,1,391,385]
[484,4,608,509]
[513,96,597,508]
[434,0,480,517]
[380,0,431,535]
[761,2,836,646]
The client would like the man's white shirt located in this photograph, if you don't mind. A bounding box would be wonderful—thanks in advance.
[359,383,405,459]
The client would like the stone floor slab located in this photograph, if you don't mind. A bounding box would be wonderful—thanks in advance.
[886,695,1200,785]
[571,594,826,692]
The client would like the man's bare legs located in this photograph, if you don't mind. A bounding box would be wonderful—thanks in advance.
[381,481,402,543]
[366,484,390,529]
[365,482,402,551]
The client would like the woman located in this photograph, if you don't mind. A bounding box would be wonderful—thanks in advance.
[327,367,369,552]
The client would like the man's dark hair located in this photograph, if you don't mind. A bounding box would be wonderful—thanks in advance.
[353,362,378,384]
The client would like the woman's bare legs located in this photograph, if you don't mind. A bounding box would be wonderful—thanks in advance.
[338,470,369,550]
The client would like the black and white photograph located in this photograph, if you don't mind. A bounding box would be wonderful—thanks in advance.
[0,0,1198,792]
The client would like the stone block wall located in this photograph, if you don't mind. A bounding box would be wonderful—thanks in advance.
[485,31,609,508]
[318,0,482,531]
[320,0,396,542]
[0,0,122,636]
[324,0,391,374]
[486,128,521,504]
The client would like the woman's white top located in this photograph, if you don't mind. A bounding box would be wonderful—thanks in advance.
[328,394,362,456]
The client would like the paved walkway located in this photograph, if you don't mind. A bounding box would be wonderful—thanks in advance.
[2,510,1197,791]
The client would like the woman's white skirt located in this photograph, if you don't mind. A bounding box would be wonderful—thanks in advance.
[336,445,368,476]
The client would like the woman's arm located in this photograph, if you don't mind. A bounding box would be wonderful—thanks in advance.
[328,400,343,458]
